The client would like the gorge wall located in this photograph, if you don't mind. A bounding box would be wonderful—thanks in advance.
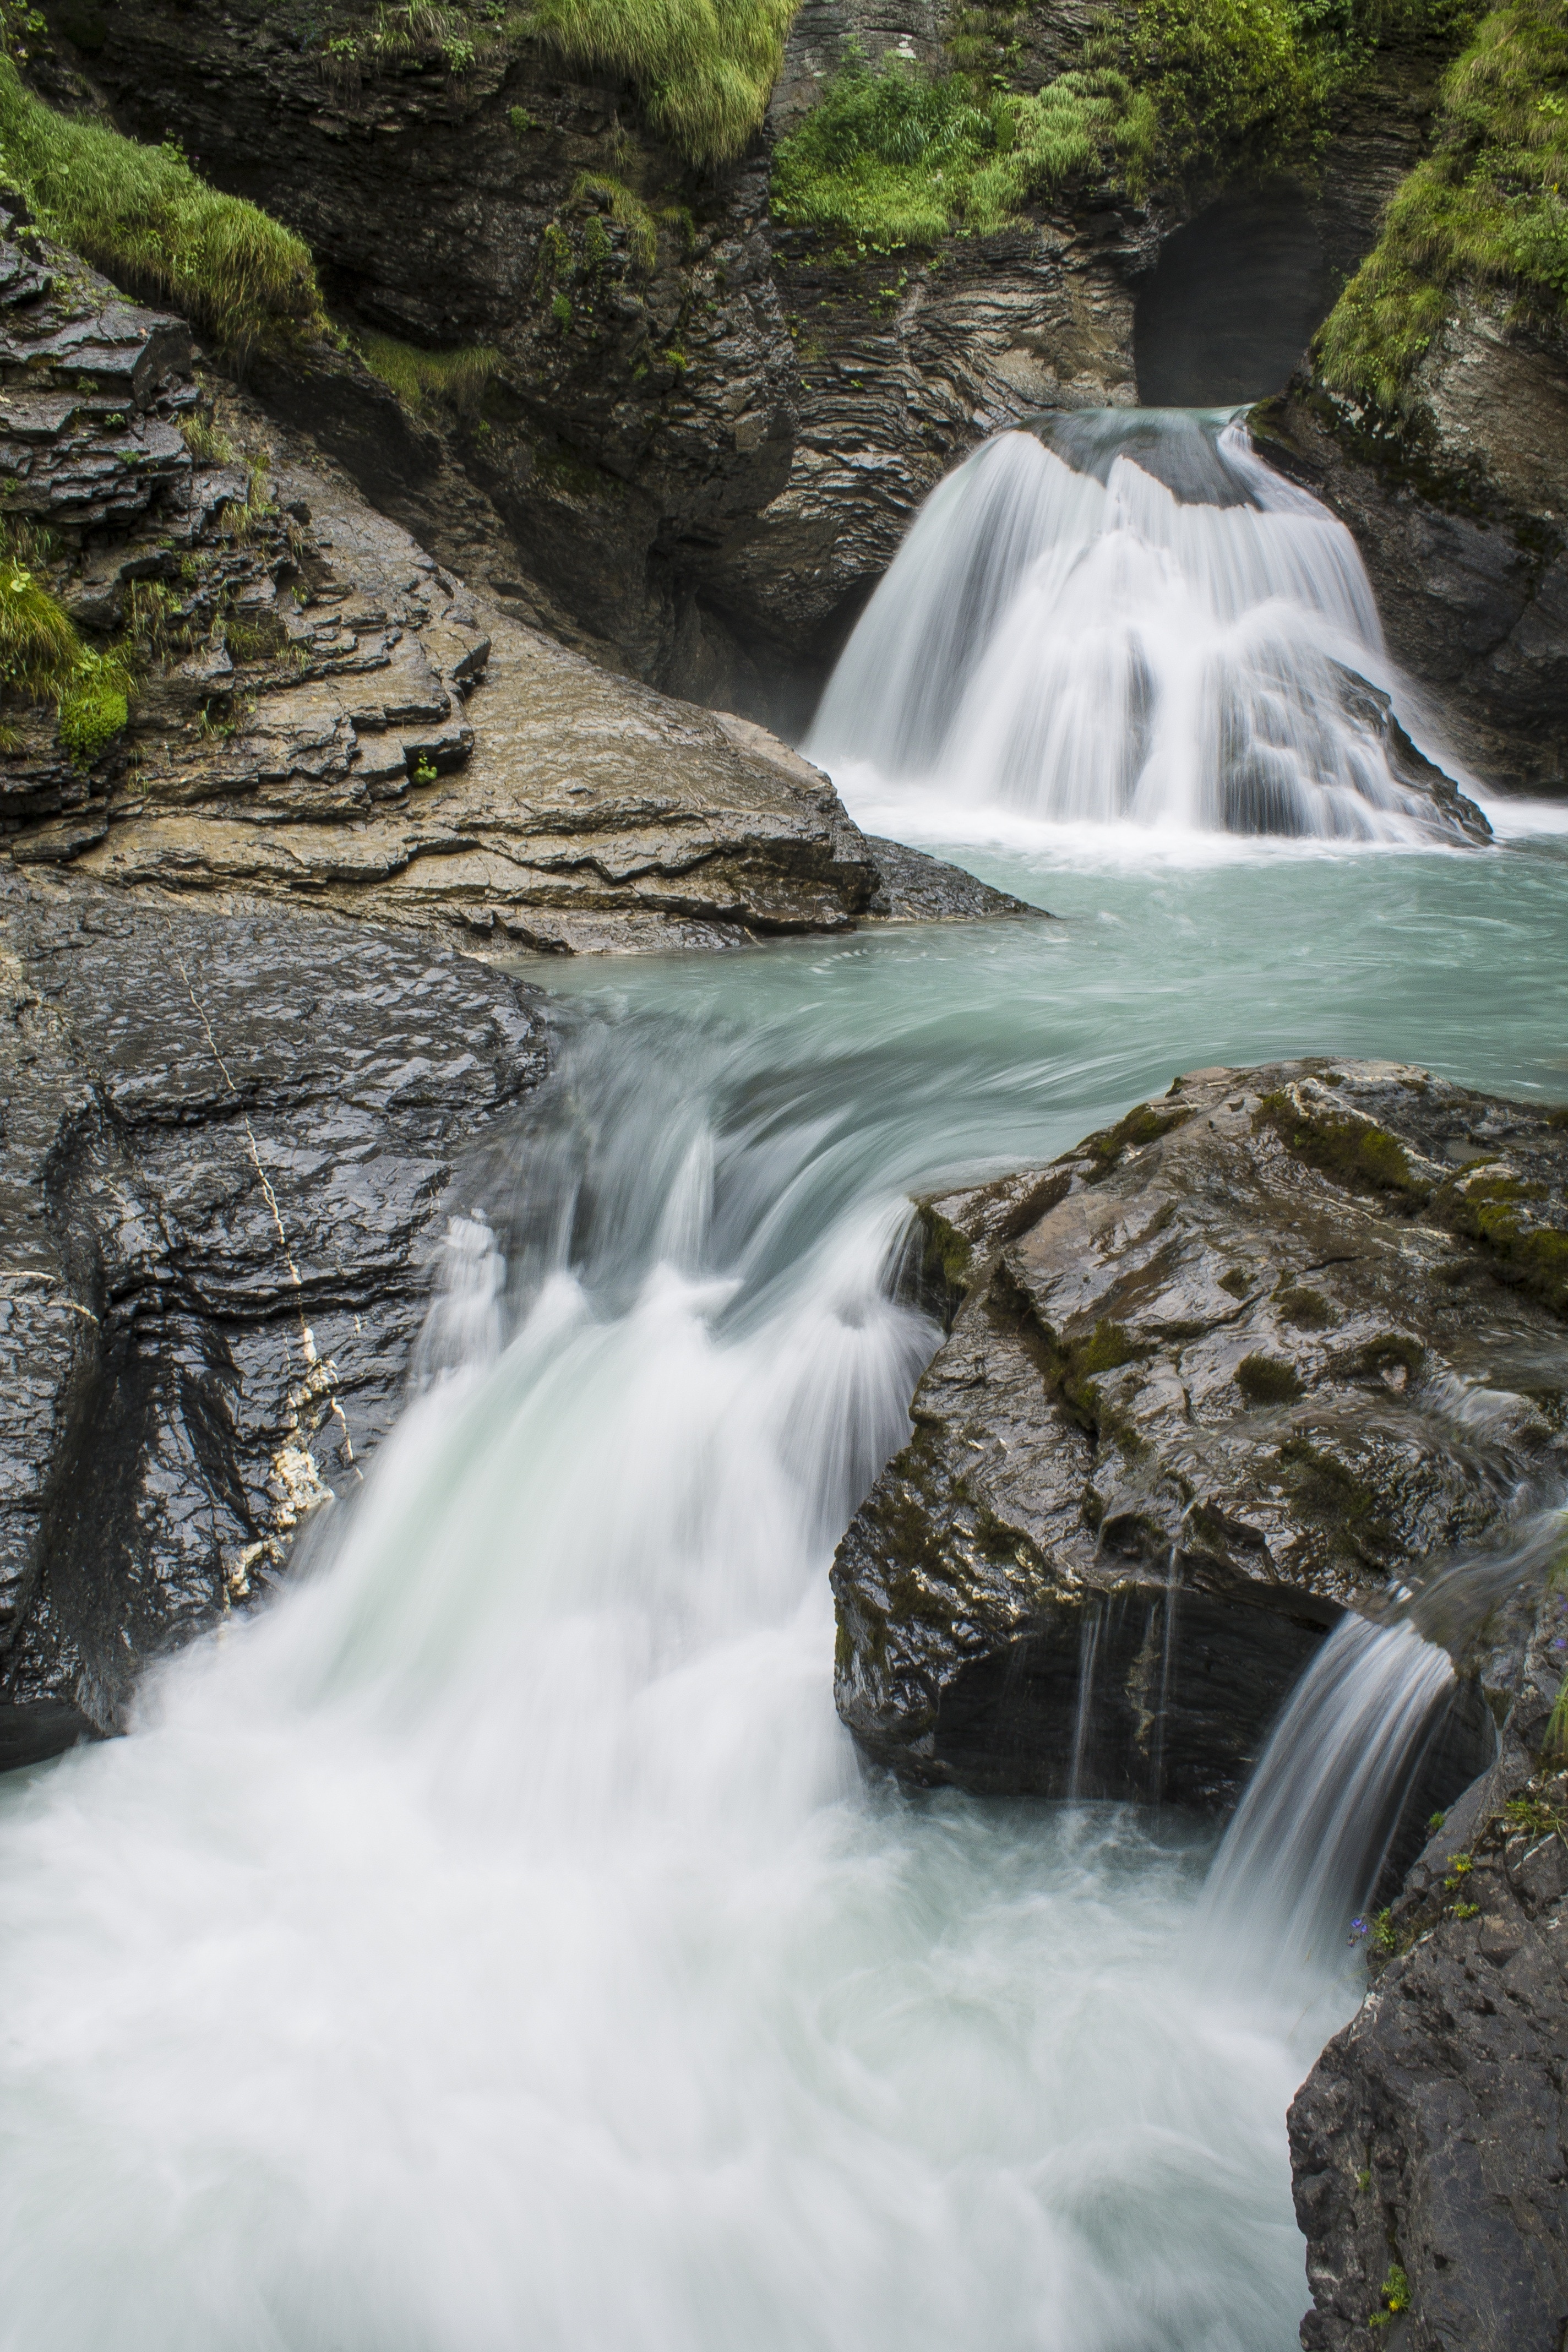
[36,0,1553,769]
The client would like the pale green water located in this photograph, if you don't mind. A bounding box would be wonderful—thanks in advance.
[534,827,1568,1204]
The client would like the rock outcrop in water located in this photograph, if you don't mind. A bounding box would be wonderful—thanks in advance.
[0,867,548,1768]
[832,1059,1567,1807]
[1291,1565,1568,2351]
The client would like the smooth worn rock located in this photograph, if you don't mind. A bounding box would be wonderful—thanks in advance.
[0,866,548,1765]
[832,1060,1568,1806]
[1290,1578,1568,2352]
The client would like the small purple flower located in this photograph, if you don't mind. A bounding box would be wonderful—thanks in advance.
[1349,1918,1368,1940]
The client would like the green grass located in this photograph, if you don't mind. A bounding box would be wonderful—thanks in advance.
[772,0,1361,250]
[1317,0,1568,409]
[0,533,135,765]
[356,330,502,417]
[0,58,326,358]
[525,0,798,164]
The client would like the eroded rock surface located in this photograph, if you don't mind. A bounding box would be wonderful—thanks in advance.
[0,211,1022,948]
[0,867,548,1768]
[40,0,1444,726]
[1291,1571,1568,2351]
[832,1060,1568,1806]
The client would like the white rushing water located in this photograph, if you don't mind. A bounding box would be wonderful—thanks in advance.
[1,1005,1332,2352]
[808,410,1469,843]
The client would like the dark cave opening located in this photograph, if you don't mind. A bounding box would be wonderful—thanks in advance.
[1135,183,1341,408]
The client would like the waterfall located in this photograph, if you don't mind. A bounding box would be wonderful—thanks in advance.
[807,409,1476,843]
[0,998,1330,2352]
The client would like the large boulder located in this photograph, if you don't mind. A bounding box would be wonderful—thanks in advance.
[832,1059,1568,1809]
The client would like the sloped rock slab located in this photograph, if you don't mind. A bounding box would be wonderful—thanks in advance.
[832,1059,1568,1808]
[0,868,547,1763]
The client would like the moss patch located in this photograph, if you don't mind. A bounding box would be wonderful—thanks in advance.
[1316,0,1568,412]
[356,331,502,419]
[0,58,325,359]
[1236,1351,1304,1404]
[1275,1282,1336,1327]
[1259,1090,1428,1199]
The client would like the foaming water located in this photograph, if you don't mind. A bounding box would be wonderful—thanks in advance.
[4,840,1567,2348]
[808,411,1477,844]
[0,1009,1315,2352]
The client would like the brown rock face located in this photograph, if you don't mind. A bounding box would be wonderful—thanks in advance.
[831,1060,1568,1808]
[1,209,1031,947]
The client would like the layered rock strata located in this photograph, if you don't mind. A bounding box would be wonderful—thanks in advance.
[832,1060,1568,1808]
[40,0,1449,728]
[0,209,1021,946]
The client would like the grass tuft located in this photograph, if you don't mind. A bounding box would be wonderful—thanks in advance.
[524,0,799,164]
[0,57,326,359]
[356,331,502,417]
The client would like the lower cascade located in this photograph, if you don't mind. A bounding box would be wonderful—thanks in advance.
[808,410,1484,843]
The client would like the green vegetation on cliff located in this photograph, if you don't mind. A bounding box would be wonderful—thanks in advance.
[772,0,1375,248]
[0,56,326,357]
[1316,0,1568,410]
[771,51,1136,243]
[0,529,133,762]
[526,0,798,163]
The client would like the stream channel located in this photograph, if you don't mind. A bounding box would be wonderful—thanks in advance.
[3,420,1567,2350]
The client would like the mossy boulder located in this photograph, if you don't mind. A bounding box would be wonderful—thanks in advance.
[832,1058,1568,1807]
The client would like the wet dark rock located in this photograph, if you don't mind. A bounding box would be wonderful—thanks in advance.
[832,1060,1568,1807]
[863,836,1047,923]
[1290,1578,1568,2351]
[1253,308,1568,794]
[0,867,548,1765]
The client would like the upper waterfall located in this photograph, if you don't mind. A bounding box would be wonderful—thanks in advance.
[806,410,1487,845]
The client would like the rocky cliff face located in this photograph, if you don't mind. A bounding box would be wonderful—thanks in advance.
[831,1060,1567,1809]
[1254,315,1568,794]
[0,205,1022,944]
[1291,1566,1568,2351]
[0,866,548,1768]
[39,0,1450,733]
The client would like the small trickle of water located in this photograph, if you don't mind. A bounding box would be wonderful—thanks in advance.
[808,410,1477,843]
[1196,1615,1458,1995]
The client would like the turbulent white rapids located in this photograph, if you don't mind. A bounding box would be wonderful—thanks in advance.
[808,409,1465,842]
[1,1007,1332,2352]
